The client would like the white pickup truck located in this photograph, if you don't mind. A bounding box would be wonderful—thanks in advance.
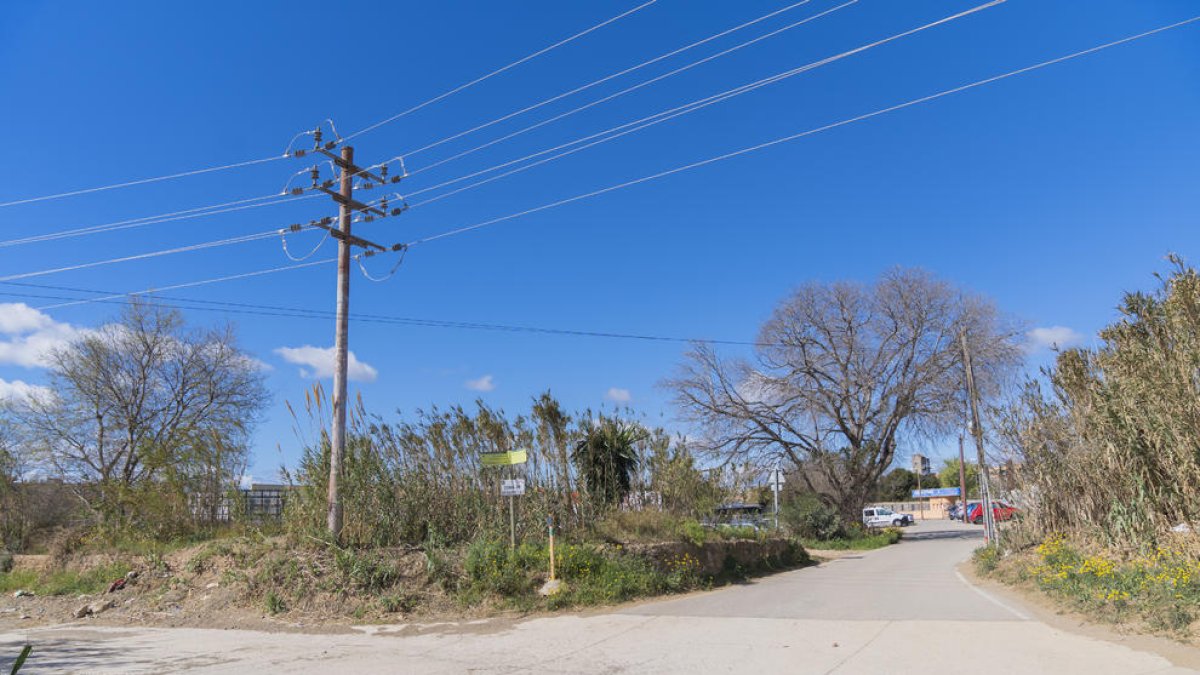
[862,506,914,528]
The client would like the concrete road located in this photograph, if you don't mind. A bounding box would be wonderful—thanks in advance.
[3,521,1198,673]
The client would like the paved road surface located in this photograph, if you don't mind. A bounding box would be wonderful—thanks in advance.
[2,521,1197,673]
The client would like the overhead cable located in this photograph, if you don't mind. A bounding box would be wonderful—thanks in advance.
[19,14,1200,308]
[340,0,659,143]
[396,0,833,164]
[0,192,318,249]
[0,156,286,210]
[2,280,776,347]
[406,13,1200,245]
[404,0,997,208]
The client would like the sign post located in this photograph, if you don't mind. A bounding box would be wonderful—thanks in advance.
[484,449,529,550]
[500,478,526,549]
[768,467,785,529]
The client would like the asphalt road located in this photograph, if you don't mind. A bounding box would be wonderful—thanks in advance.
[3,521,1197,674]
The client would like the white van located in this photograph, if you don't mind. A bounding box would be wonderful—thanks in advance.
[862,506,914,528]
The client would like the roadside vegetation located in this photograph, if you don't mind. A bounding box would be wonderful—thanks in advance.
[5,272,997,625]
[781,494,902,551]
[0,304,812,621]
[977,258,1200,638]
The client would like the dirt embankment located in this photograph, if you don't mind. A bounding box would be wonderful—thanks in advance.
[1,536,808,632]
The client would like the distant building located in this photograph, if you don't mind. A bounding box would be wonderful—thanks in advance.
[911,454,931,476]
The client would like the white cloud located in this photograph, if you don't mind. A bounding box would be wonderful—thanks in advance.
[274,345,378,382]
[0,303,87,369]
[606,387,632,403]
[1026,326,1084,353]
[465,374,496,392]
[0,303,53,334]
[0,378,51,403]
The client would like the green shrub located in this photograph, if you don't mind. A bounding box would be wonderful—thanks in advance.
[782,495,844,541]
[0,550,12,574]
[679,520,708,546]
[463,539,546,597]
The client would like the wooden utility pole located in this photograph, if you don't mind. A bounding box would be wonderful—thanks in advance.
[958,434,968,519]
[326,145,354,538]
[304,130,406,541]
[960,331,998,544]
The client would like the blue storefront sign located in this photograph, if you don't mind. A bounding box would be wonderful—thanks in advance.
[912,487,961,498]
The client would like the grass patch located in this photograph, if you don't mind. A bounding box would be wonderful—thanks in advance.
[0,562,130,596]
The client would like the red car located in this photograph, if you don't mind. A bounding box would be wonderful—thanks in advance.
[966,500,1019,524]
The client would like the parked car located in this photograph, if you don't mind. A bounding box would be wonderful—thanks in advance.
[966,500,1019,524]
[862,506,914,528]
[949,501,978,521]
[706,502,769,531]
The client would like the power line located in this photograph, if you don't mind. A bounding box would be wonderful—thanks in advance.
[0,192,318,249]
[403,0,997,209]
[36,258,338,310]
[14,15,1198,310]
[0,280,776,347]
[340,0,659,143]
[407,13,1200,246]
[0,228,289,283]
[395,0,835,165]
[0,155,288,210]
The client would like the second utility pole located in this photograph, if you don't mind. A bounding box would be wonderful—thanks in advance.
[326,145,354,539]
[960,331,998,545]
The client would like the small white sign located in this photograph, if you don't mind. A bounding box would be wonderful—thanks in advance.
[768,469,786,487]
[501,479,526,497]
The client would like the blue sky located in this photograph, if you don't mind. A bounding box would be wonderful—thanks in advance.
[0,0,1196,481]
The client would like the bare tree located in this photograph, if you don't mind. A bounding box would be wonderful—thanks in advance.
[668,268,1020,521]
[14,300,268,526]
